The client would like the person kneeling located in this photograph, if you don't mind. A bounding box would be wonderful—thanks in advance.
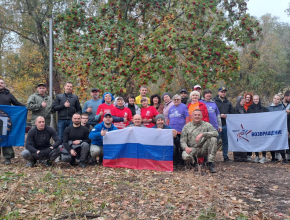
[21,116,62,167]
[180,109,219,173]
[89,113,118,165]
[63,113,91,168]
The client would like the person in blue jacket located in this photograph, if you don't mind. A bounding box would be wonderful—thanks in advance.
[89,113,118,165]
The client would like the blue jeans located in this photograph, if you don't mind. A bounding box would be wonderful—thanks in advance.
[217,125,228,158]
[57,120,73,140]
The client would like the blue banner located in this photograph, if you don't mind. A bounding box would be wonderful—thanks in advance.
[0,105,27,147]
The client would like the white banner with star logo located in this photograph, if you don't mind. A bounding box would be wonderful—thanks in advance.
[227,111,288,152]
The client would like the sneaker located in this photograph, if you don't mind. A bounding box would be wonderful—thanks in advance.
[224,157,233,162]
[25,161,35,168]
[79,162,87,168]
[247,156,252,162]
[4,158,11,165]
[282,159,288,165]
[259,156,266,164]
[254,157,259,163]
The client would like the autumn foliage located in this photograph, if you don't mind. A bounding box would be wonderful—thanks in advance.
[54,0,262,94]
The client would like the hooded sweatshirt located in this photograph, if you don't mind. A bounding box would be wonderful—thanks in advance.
[267,103,285,112]
[0,88,25,106]
[244,93,253,111]
[246,99,268,113]
[89,121,118,146]
[234,96,246,114]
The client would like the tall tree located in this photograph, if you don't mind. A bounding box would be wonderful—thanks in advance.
[54,0,262,96]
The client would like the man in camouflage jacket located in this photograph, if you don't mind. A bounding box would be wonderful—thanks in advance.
[27,83,53,125]
[180,109,218,173]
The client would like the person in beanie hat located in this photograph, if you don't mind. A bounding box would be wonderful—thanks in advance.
[95,92,115,124]
[111,97,133,129]
[162,92,174,123]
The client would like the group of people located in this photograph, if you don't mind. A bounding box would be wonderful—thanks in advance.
[0,78,290,173]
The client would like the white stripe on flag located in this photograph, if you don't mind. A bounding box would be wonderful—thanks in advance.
[103,127,173,146]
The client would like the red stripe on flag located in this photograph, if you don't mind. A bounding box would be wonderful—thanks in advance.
[103,158,173,172]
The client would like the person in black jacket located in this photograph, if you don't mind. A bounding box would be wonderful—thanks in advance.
[246,95,269,163]
[52,82,82,140]
[234,96,246,114]
[21,116,62,167]
[63,113,90,168]
[233,96,248,162]
[0,79,25,165]
[214,87,235,162]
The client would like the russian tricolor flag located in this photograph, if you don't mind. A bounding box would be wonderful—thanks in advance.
[103,127,173,172]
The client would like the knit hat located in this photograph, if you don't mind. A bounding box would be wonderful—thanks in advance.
[155,114,165,121]
[114,97,125,106]
[102,92,115,103]
[162,92,172,100]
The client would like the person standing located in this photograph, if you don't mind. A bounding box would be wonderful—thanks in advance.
[267,94,287,164]
[0,79,25,165]
[150,94,164,114]
[27,83,53,126]
[187,91,209,123]
[135,86,150,108]
[180,89,189,105]
[246,95,269,163]
[82,88,102,126]
[214,87,235,162]
[63,113,91,167]
[111,97,133,129]
[125,95,140,117]
[233,96,248,162]
[52,82,82,140]
[162,92,174,123]
[244,93,253,112]
[282,90,290,110]
[95,92,115,123]
[140,97,159,128]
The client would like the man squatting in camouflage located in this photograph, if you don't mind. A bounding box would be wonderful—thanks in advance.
[180,109,219,173]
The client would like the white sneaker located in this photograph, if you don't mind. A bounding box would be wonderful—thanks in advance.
[247,156,252,161]
[254,157,259,163]
[259,156,266,164]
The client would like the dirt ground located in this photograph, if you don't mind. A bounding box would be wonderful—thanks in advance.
[0,147,289,219]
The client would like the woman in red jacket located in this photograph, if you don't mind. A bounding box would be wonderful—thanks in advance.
[187,91,209,123]
[111,97,132,129]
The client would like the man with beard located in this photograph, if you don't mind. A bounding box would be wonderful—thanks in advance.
[63,113,91,167]
[82,88,102,126]
[0,79,25,165]
[180,89,189,105]
[89,113,118,165]
[27,83,53,126]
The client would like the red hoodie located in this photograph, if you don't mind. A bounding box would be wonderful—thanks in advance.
[111,106,132,129]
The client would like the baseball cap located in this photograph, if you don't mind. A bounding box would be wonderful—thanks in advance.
[91,88,100,92]
[180,89,188,94]
[38,83,46,87]
[218,87,227,92]
[104,113,112,117]
[193,85,201,90]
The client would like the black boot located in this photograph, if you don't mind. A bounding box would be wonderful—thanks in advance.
[207,162,217,173]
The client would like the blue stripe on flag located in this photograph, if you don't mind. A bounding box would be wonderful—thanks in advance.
[103,143,173,161]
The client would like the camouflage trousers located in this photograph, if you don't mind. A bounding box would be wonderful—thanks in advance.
[182,137,217,163]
